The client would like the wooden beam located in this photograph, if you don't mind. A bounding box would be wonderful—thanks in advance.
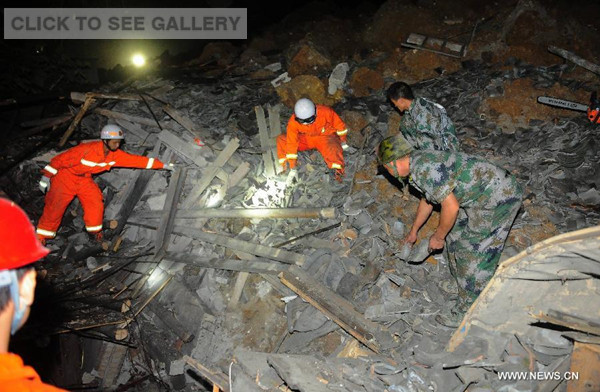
[154,167,188,258]
[279,265,389,353]
[95,108,159,128]
[172,226,306,266]
[182,138,239,208]
[163,252,286,274]
[59,96,96,146]
[184,356,230,392]
[533,310,600,336]
[549,46,600,75]
[135,207,337,220]
[255,106,276,177]
[163,104,205,140]
[17,114,73,139]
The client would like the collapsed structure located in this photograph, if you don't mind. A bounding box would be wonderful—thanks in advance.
[0,0,599,391]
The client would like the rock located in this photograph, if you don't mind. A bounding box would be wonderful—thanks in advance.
[276,75,335,108]
[341,110,369,147]
[349,67,384,97]
[249,68,276,80]
[288,44,332,77]
[328,62,350,95]
[239,47,268,67]
[387,111,402,137]
[193,42,240,66]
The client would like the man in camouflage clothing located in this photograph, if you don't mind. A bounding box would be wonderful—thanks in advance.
[377,134,522,326]
[387,82,459,151]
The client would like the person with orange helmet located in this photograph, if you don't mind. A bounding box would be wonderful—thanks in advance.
[0,198,65,391]
[36,124,175,244]
[276,98,349,182]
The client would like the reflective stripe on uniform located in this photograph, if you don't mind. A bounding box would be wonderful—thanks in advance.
[286,154,298,160]
[279,158,286,164]
[86,225,102,232]
[36,228,56,237]
[337,129,348,136]
[44,165,58,175]
[146,157,155,169]
[331,163,342,169]
[81,159,116,167]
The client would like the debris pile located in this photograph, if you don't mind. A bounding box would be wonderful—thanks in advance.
[0,0,599,390]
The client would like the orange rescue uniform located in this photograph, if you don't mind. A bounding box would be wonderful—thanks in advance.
[276,105,348,172]
[36,141,165,240]
[0,353,66,391]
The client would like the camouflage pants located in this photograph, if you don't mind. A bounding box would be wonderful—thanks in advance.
[446,177,522,307]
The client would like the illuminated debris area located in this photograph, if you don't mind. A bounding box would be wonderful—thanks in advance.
[0,0,599,391]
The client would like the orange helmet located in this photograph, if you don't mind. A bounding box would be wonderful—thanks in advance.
[0,198,49,270]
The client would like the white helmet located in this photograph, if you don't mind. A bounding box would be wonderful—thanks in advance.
[100,124,124,140]
[294,98,316,123]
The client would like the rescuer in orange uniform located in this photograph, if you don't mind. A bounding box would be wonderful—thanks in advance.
[36,124,173,244]
[0,198,66,391]
[276,98,349,181]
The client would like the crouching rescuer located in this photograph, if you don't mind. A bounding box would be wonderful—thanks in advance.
[276,98,349,181]
[36,124,174,244]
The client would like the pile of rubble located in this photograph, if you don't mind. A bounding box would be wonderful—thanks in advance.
[0,0,599,390]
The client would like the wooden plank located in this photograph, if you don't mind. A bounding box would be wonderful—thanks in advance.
[227,162,251,189]
[147,301,194,343]
[17,114,73,139]
[182,138,239,208]
[163,104,204,140]
[184,355,230,392]
[255,106,276,177]
[154,167,188,257]
[114,119,150,141]
[107,143,165,240]
[59,96,95,146]
[163,252,286,274]
[533,310,600,337]
[172,226,306,266]
[228,272,250,309]
[568,342,600,392]
[157,130,228,182]
[95,108,158,128]
[135,207,336,220]
[279,265,386,353]
[267,104,283,175]
[549,46,600,76]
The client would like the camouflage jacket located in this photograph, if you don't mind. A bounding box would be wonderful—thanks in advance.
[399,97,459,151]
[408,150,521,208]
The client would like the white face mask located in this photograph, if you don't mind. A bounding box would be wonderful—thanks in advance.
[0,270,25,335]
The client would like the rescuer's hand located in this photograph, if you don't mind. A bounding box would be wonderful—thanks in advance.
[39,176,51,194]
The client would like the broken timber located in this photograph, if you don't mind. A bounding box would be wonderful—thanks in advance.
[182,137,240,208]
[94,108,159,128]
[163,253,286,274]
[279,265,393,353]
[59,96,96,146]
[135,207,336,220]
[154,167,188,258]
[255,105,282,178]
[184,355,230,392]
[162,104,205,141]
[548,45,600,75]
[173,226,306,266]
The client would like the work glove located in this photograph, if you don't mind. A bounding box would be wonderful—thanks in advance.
[281,160,297,172]
[342,143,357,153]
[39,176,51,194]
[163,163,176,171]
[286,168,298,186]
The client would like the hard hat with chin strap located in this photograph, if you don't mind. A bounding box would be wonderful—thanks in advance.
[100,124,124,140]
